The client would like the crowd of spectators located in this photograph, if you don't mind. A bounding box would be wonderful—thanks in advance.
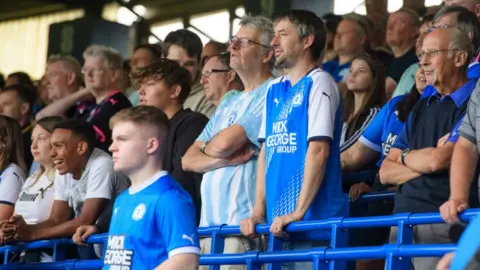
[1,0,480,269]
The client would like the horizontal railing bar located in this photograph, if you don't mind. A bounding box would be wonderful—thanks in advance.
[199,244,457,265]
[355,191,395,202]
[198,209,479,236]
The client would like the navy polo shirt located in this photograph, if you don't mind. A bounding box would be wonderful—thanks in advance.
[392,79,478,214]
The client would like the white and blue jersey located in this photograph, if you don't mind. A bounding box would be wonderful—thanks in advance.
[258,69,346,240]
[197,78,273,226]
[103,171,200,270]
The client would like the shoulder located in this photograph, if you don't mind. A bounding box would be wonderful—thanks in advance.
[308,69,339,95]
[3,164,26,179]
[88,149,113,169]
[266,76,285,91]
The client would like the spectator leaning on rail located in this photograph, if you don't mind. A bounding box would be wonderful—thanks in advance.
[241,10,346,270]
[164,29,216,118]
[201,52,244,106]
[0,116,63,262]
[74,106,199,270]
[379,27,478,270]
[0,120,130,248]
[131,59,209,225]
[182,15,274,269]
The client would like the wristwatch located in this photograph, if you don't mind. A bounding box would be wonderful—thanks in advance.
[401,148,411,166]
[200,141,209,154]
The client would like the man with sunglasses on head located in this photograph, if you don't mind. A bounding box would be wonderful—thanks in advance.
[380,27,478,270]
[201,52,244,106]
[164,30,216,118]
[182,15,274,270]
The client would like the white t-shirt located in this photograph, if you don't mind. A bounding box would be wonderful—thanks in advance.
[14,170,55,224]
[0,163,26,206]
[54,148,129,217]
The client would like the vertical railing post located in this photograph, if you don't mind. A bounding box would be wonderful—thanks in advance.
[52,241,66,262]
[246,251,262,270]
[266,234,282,270]
[209,225,226,270]
[329,219,348,270]
[385,214,413,270]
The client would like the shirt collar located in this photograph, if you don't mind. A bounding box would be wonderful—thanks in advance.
[427,79,477,108]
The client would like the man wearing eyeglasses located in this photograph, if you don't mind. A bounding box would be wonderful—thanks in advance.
[164,30,216,118]
[182,15,274,269]
[380,27,478,270]
[200,52,244,106]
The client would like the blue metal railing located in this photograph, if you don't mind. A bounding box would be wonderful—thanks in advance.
[0,191,474,270]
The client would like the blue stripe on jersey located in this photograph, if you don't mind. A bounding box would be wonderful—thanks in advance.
[263,70,346,241]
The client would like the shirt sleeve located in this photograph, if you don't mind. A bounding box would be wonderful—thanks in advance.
[359,103,390,152]
[459,85,480,144]
[392,115,413,150]
[156,190,200,257]
[447,116,464,143]
[258,98,267,143]
[54,171,69,201]
[85,155,113,200]
[236,90,267,148]
[340,107,380,153]
[392,63,418,98]
[307,72,340,142]
[0,166,25,205]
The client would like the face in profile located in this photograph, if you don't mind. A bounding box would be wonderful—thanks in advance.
[272,19,303,69]
[347,59,373,92]
[50,129,82,175]
[415,67,427,94]
[109,121,152,175]
[0,91,23,123]
[138,78,177,110]
[31,125,53,166]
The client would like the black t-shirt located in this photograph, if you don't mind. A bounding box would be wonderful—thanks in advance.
[394,94,479,213]
[68,101,95,119]
[163,108,209,225]
[79,91,132,154]
[386,48,418,83]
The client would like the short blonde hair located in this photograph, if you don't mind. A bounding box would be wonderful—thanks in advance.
[110,106,169,137]
[83,45,123,69]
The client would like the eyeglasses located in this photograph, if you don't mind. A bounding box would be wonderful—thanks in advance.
[229,36,271,49]
[201,69,231,78]
[427,24,450,33]
[416,49,462,60]
[81,67,106,75]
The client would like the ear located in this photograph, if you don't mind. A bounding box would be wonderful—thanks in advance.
[476,5,480,19]
[454,50,468,68]
[77,141,89,156]
[20,103,30,117]
[67,72,76,86]
[302,34,315,50]
[170,85,181,100]
[262,49,274,64]
[411,27,420,40]
[227,70,236,85]
[146,137,160,155]
[110,69,121,84]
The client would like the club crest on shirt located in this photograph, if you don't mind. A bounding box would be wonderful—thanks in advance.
[132,203,146,221]
[292,92,304,107]
[227,112,237,126]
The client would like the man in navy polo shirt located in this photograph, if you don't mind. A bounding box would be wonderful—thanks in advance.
[379,27,478,270]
